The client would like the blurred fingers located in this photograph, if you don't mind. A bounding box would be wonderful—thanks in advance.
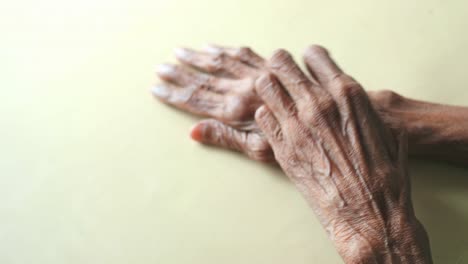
[152,83,224,118]
[204,44,265,68]
[156,63,211,87]
[174,47,256,78]
[156,63,236,94]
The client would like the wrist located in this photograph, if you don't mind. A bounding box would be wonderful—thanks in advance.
[369,90,468,165]
[332,210,432,264]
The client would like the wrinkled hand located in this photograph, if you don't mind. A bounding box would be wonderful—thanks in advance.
[153,45,273,161]
[153,45,407,162]
[253,47,432,263]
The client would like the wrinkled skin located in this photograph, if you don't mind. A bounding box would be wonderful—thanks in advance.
[252,47,432,263]
[153,45,271,160]
[154,45,468,165]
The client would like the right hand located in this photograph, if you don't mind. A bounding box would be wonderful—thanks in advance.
[252,47,432,263]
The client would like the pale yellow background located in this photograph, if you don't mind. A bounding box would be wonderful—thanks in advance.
[1,0,468,263]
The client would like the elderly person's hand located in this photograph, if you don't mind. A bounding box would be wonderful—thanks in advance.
[153,45,468,165]
[253,46,432,263]
[153,45,272,161]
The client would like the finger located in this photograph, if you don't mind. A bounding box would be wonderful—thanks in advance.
[156,63,212,87]
[303,45,345,85]
[190,119,274,162]
[204,45,265,68]
[267,49,318,103]
[254,105,283,145]
[156,63,236,94]
[303,45,366,117]
[152,83,224,118]
[254,73,295,121]
[174,47,256,77]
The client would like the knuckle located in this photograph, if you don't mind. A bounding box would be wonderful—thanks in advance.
[223,96,247,121]
[256,73,276,93]
[297,96,336,124]
[271,125,284,141]
[224,95,261,122]
[270,49,293,66]
[205,75,217,86]
[185,90,202,106]
[284,153,301,168]
[255,72,275,88]
[195,75,216,91]
[333,78,364,98]
[291,130,308,148]
[246,137,273,162]
[174,84,198,104]
[248,136,269,151]
[369,90,403,107]
[283,119,302,139]
[297,106,313,123]
[208,53,227,72]
[298,106,328,127]
[285,101,298,117]
[316,94,337,114]
[172,65,188,80]
[236,47,253,59]
[194,81,209,91]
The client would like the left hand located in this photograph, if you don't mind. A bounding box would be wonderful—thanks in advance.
[153,45,274,161]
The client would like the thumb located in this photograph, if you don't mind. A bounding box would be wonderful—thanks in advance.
[190,119,273,162]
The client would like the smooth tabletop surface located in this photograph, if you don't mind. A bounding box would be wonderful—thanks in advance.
[1,0,468,263]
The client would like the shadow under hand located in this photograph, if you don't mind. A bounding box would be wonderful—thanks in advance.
[410,159,468,263]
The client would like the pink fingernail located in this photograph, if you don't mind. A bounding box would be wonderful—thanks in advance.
[190,123,204,142]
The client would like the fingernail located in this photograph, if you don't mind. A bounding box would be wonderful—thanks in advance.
[155,64,175,75]
[174,48,191,59]
[190,123,205,142]
[151,84,169,98]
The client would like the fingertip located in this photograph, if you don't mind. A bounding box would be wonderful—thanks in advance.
[189,123,205,142]
[303,44,328,58]
[151,84,170,98]
[155,64,176,80]
[202,44,223,54]
[155,63,174,74]
[174,47,191,60]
